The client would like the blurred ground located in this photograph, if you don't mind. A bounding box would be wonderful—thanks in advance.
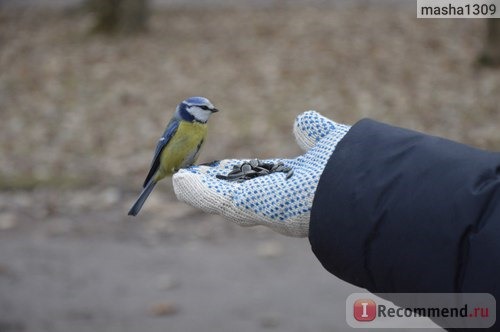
[1,2,499,331]
[1,5,499,188]
[0,0,412,8]
[0,188,368,332]
[0,189,439,332]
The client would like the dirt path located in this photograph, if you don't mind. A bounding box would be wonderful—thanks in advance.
[0,189,435,332]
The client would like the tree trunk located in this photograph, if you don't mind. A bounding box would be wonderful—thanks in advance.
[88,0,149,35]
[478,19,500,67]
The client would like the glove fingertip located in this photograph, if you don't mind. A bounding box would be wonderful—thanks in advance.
[172,171,200,202]
[293,110,339,151]
[172,170,229,216]
[293,110,323,151]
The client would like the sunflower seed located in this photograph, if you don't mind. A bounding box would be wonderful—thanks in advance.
[216,160,294,182]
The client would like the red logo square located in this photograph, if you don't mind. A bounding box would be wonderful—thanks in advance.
[353,299,376,322]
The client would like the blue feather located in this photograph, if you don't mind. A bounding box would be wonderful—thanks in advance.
[128,179,157,216]
[178,102,195,122]
[142,118,180,187]
[184,96,210,105]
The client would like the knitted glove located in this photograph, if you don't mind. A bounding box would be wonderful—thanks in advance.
[172,111,351,237]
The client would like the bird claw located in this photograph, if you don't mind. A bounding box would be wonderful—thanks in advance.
[199,160,221,167]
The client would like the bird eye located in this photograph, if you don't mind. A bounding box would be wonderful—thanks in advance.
[199,105,210,110]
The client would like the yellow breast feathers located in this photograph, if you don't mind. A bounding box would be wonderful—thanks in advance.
[156,121,208,180]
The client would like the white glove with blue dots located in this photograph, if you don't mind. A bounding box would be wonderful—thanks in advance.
[172,111,351,237]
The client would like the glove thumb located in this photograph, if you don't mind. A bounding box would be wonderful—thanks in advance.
[293,111,339,151]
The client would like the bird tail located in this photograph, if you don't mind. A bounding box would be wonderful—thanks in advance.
[128,180,157,216]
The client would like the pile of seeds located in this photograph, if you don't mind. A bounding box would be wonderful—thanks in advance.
[216,159,293,183]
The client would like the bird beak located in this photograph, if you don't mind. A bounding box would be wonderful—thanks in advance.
[211,108,219,113]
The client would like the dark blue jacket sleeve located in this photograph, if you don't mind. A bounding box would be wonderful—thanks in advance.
[310,119,500,299]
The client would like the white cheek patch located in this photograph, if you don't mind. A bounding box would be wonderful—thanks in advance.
[188,107,211,123]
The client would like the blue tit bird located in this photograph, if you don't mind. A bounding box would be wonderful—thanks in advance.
[128,96,219,216]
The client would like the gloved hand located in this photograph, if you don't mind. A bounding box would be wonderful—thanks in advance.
[172,111,351,237]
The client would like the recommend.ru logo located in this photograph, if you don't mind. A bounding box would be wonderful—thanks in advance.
[346,293,495,329]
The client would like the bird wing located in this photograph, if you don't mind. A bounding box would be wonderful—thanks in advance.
[142,118,180,187]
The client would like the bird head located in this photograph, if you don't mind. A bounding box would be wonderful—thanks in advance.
[176,96,219,123]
